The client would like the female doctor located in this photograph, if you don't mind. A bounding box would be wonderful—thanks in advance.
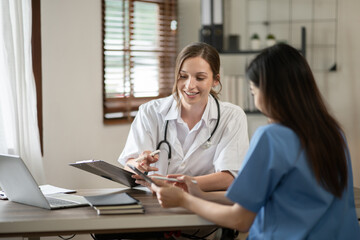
[118,42,249,191]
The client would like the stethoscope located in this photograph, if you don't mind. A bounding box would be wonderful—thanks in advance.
[156,95,220,160]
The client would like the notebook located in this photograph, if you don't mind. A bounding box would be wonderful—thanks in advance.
[84,192,140,206]
[84,192,144,215]
[0,154,89,209]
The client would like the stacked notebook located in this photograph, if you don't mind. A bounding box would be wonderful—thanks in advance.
[84,192,144,215]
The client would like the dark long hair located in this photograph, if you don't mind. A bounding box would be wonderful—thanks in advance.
[172,42,222,104]
[246,43,347,197]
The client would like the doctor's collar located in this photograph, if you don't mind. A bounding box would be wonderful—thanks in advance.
[162,94,218,127]
[161,96,178,121]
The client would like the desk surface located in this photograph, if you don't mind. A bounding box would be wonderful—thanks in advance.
[0,187,359,238]
[0,188,214,238]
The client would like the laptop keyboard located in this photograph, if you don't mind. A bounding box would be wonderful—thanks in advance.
[46,196,80,207]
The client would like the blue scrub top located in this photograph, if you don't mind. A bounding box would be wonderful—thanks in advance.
[226,124,360,239]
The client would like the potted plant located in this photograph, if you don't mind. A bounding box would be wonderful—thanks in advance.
[266,33,276,47]
[250,33,261,50]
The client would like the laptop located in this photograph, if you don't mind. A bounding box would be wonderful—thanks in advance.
[0,154,89,209]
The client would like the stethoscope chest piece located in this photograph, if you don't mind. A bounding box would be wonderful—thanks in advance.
[202,140,212,149]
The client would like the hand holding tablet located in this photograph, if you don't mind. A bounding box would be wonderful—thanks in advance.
[127,164,197,185]
[127,164,154,185]
[150,176,197,184]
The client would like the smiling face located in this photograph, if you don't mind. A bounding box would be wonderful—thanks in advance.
[177,56,219,109]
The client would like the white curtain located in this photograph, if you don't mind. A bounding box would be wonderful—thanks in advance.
[0,0,45,184]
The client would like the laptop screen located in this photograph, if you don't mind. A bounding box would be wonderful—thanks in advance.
[0,154,52,208]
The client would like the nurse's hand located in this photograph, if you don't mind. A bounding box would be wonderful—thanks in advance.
[165,174,189,192]
[172,175,204,198]
[151,180,186,208]
[151,176,203,208]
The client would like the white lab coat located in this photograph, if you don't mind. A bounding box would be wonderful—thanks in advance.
[118,95,249,176]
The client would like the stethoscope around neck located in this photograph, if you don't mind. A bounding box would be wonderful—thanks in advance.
[156,95,220,160]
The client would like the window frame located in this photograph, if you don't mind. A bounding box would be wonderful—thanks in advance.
[32,0,43,154]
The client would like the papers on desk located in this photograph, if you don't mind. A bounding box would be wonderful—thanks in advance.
[84,192,144,215]
[40,184,76,195]
[0,184,76,200]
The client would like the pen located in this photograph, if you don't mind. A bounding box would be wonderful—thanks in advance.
[150,176,197,184]
[134,150,161,162]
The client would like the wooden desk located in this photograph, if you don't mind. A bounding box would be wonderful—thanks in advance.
[0,188,214,238]
[0,187,359,238]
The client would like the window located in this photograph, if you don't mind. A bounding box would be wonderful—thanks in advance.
[102,0,178,123]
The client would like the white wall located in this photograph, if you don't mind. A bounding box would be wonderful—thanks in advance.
[41,0,130,189]
[335,0,360,187]
[41,0,360,190]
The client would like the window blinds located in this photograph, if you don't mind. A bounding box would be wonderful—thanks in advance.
[103,0,177,123]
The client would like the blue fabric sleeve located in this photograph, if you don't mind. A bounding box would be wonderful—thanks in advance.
[226,126,291,213]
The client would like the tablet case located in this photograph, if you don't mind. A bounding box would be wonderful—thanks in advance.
[69,160,138,188]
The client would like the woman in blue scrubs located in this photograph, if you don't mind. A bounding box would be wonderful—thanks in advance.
[151,43,360,239]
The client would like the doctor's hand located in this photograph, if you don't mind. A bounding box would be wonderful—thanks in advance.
[133,173,163,190]
[127,150,159,173]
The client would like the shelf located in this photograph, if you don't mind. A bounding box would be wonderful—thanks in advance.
[244,110,262,115]
[247,18,337,25]
[219,48,303,55]
[219,50,262,54]
[306,44,336,48]
[219,27,306,57]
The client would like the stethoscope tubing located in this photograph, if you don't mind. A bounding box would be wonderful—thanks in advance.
[156,121,171,159]
[156,95,220,160]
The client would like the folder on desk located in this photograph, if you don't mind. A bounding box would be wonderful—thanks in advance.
[69,160,138,188]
